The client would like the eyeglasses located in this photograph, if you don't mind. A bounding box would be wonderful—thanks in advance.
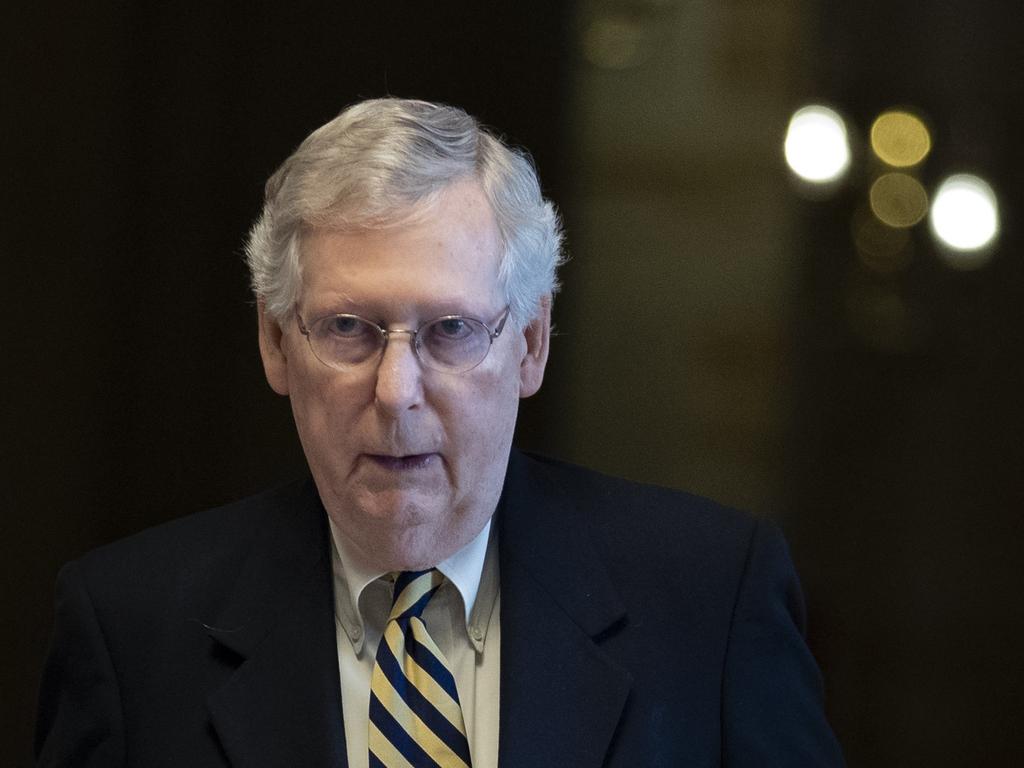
[296,306,511,374]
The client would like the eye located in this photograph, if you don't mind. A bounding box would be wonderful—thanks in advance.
[325,315,371,338]
[432,317,472,340]
[419,316,492,371]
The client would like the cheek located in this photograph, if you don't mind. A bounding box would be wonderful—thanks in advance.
[287,368,364,454]
[450,369,522,461]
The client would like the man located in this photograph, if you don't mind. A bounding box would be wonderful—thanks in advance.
[36,98,844,767]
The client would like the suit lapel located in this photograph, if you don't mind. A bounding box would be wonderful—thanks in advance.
[497,451,632,768]
[205,480,347,767]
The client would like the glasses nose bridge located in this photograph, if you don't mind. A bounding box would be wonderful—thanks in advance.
[379,326,423,359]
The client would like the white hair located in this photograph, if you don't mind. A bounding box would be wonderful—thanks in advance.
[244,98,564,328]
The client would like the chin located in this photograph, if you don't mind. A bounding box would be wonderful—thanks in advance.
[329,483,486,569]
[379,506,486,569]
[357,489,447,526]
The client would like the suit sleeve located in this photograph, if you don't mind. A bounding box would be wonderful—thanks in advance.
[721,519,845,767]
[35,561,126,767]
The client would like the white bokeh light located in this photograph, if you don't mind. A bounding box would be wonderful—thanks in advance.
[929,174,999,254]
[784,105,852,184]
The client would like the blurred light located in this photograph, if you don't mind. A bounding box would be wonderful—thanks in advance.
[845,282,923,353]
[869,172,929,228]
[852,208,912,273]
[583,15,649,69]
[784,105,851,183]
[870,110,931,167]
[929,174,999,258]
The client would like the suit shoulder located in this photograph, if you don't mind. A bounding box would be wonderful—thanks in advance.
[518,451,763,572]
[69,479,313,596]
[522,452,756,533]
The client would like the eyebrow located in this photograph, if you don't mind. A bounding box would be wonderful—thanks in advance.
[303,295,494,322]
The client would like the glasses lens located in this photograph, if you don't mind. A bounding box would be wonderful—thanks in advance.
[420,316,491,372]
[309,315,382,367]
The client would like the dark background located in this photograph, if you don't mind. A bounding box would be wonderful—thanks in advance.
[5,1,1023,765]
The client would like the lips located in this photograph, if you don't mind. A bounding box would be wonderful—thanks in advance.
[365,453,439,470]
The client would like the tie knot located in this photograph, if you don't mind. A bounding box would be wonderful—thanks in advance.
[388,569,444,621]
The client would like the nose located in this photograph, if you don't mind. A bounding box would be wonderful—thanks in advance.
[373,331,424,414]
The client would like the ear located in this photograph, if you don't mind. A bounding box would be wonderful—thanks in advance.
[257,301,291,396]
[518,296,551,398]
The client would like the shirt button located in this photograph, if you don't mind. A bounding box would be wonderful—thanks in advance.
[350,625,362,640]
[470,626,483,642]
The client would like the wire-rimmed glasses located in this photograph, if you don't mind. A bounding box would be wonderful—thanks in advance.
[296,306,511,374]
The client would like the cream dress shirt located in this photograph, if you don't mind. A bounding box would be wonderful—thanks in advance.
[328,517,501,768]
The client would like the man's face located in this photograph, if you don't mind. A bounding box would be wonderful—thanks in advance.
[258,180,549,571]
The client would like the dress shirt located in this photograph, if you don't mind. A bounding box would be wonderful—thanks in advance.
[329,516,501,768]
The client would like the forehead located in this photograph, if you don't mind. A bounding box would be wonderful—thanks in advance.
[299,180,504,318]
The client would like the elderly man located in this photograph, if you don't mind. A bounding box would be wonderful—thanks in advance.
[36,98,844,767]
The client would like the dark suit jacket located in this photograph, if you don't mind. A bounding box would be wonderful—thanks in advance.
[36,450,844,766]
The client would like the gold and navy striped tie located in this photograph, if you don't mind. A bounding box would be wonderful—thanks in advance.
[369,569,473,768]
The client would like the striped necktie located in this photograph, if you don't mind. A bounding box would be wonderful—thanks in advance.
[369,569,473,768]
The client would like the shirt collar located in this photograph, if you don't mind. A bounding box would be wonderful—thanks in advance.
[328,515,496,653]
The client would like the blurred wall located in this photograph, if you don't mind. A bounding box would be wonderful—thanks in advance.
[551,0,806,511]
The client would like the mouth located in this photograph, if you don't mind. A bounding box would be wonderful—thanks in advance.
[364,453,439,471]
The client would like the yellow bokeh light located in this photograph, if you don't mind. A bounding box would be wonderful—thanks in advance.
[852,208,912,273]
[869,172,929,228]
[870,110,931,167]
